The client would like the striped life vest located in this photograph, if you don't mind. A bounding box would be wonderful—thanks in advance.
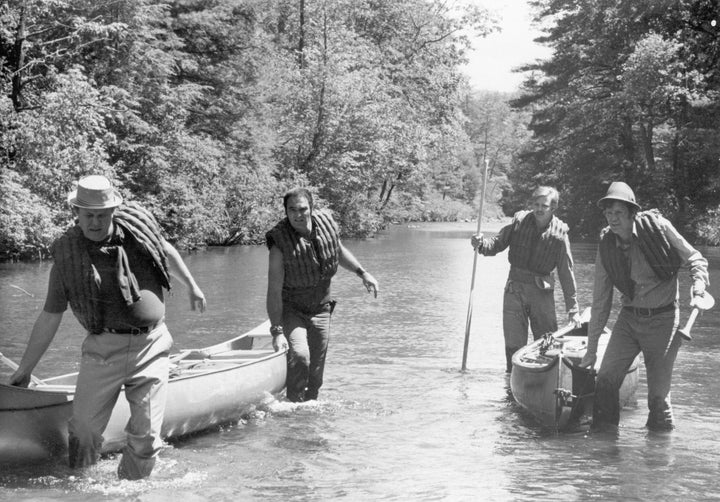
[51,202,170,332]
[598,209,682,299]
[266,209,340,289]
[507,211,568,275]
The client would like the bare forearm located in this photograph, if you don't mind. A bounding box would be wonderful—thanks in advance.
[267,247,285,326]
[338,244,365,272]
[557,238,579,314]
[339,244,380,297]
[164,241,200,289]
[17,311,62,374]
[164,240,206,311]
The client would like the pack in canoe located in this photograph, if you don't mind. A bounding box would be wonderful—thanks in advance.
[509,312,640,430]
[0,320,286,465]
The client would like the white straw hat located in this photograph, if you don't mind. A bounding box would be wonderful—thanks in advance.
[67,175,123,209]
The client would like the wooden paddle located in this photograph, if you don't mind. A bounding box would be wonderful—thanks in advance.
[462,158,489,371]
[678,292,715,341]
[0,351,44,386]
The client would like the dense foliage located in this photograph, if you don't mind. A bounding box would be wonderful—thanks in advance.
[1,0,506,260]
[512,0,720,242]
[5,1,716,261]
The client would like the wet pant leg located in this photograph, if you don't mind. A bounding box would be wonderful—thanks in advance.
[503,280,529,372]
[502,280,557,372]
[69,334,126,469]
[284,305,331,402]
[593,312,641,429]
[305,309,331,400]
[527,286,558,341]
[117,325,173,480]
[637,310,679,431]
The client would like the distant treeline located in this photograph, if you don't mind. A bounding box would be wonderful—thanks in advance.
[2,1,718,262]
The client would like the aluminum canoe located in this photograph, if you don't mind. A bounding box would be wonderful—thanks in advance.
[0,320,286,465]
[510,316,640,430]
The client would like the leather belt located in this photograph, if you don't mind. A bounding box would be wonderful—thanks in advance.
[105,320,164,335]
[508,267,542,284]
[622,302,677,318]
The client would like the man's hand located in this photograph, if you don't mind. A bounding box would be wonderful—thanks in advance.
[360,272,379,298]
[272,334,289,353]
[569,311,583,327]
[470,234,484,252]
[579,352,596,369]
[9,370,31,388]
[690,280,707,308]
[189,286,207,312]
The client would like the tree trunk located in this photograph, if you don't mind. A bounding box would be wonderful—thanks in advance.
[297,0,305,69]
[10,0,28,111]
[672,98,689,226]
[638,121,656,173]
[618,116,636,179]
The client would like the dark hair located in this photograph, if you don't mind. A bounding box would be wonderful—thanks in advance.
[283,187,314,211]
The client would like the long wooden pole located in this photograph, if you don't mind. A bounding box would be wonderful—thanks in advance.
[462,158,489,370]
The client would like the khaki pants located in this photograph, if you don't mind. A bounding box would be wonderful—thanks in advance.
[594,308,680,430]
[69,324,173,479]
[502,279,558,371]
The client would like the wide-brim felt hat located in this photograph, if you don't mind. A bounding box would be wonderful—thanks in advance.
[67,175,123,209]
[597,181,641,210]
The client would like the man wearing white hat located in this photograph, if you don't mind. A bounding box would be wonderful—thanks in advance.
[9,175,207,479]
[580,181,709,431]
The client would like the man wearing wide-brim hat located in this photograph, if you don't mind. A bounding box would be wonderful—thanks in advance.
[9,174,207,480]
[580,181,709,432]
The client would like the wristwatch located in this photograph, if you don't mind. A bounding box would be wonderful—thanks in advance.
[270,325,284,337]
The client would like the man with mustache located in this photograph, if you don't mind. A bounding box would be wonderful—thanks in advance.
[471,186,581,372]
[266,188,379,402]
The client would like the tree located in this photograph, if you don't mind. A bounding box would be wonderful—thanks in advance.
[512,0,720,240]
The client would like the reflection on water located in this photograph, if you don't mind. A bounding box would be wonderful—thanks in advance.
[2,221,720,500]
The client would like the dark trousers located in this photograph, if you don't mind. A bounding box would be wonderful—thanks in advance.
[283,303,333,402]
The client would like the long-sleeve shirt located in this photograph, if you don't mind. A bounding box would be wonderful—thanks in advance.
[587,214,709,352]
[480,219,579,316]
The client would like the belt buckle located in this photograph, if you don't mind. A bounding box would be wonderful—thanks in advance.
[635,307,653,317]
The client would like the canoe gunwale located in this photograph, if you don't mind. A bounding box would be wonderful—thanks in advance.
[511,353,560,374]
[0,320,287,465]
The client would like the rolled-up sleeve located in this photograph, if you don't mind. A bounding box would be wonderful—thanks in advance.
[479,223,513,256]
[661,216,709,287]
[587,248,614,354]
[556,234,579,315]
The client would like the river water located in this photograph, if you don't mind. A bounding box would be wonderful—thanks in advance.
[1,221,720,501]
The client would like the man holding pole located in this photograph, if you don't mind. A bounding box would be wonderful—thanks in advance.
[471,186,580,372]
[579,181,710,432]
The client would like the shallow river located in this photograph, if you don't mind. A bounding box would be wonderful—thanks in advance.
[1,222,720,501]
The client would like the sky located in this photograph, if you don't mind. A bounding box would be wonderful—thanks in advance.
[462,0,553,92]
